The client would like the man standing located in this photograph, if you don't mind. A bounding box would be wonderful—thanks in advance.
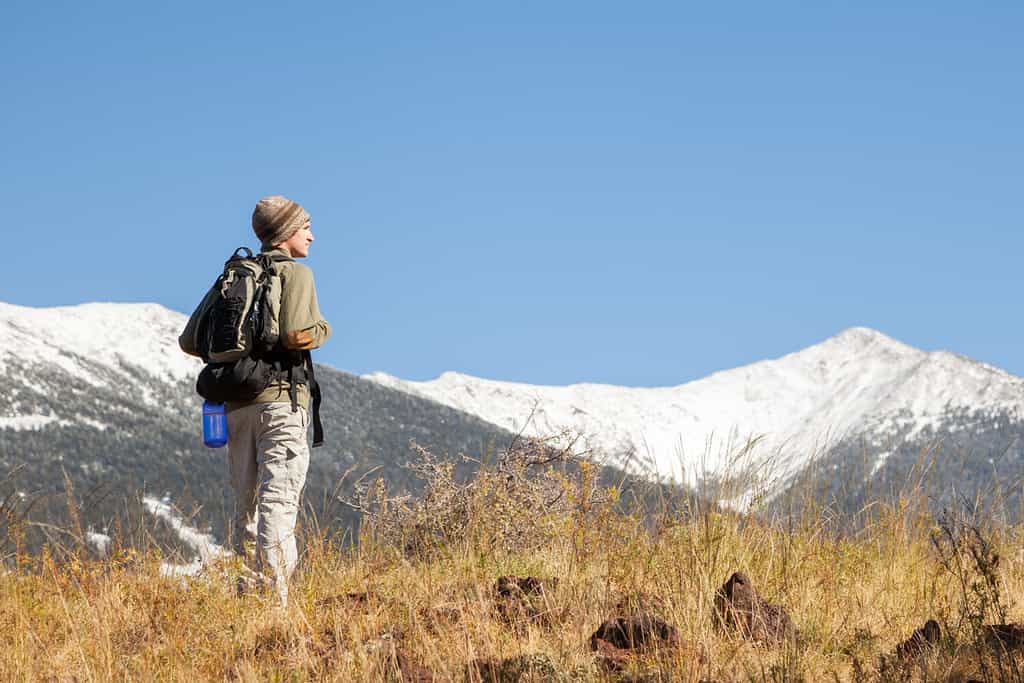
[181,195,331,606]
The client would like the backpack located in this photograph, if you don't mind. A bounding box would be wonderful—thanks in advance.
[184,247,324,446]
[191,247,286,362]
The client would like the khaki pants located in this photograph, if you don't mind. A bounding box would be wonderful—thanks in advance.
[226,402,310,606]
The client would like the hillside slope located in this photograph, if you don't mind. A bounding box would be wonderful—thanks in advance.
[0,302,516,549]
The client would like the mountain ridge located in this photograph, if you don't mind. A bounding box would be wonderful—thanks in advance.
[365,326,1024,487]
[3,300,1022,526]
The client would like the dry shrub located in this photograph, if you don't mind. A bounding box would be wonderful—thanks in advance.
[346,431,609,558]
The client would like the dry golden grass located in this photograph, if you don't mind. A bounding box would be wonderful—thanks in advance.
[4,444,1024,682]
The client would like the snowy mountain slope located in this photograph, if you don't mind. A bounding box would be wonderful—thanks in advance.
[0,300,520,551]
[365,328,1024,487]
[0,302,201,431]
[0,301,199,384]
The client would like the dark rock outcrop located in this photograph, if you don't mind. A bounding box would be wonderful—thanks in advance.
[589,613,704,674]
[893,619,941,658]
[493,575,559,627]
[982,622,1024,650]
[495,575,558,597]
[590,614,682,651]
[713,571,794,644]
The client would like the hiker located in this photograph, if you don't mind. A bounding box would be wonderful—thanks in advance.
[179,195,331,606]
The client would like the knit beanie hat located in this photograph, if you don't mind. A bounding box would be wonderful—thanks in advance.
[252,195,310,246]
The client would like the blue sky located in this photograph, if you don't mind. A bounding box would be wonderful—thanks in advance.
[2,2,1021,385]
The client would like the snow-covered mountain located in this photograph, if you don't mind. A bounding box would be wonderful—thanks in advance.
[0,301,202,431]
[0,301,199,382]
[3,299,1023,528]
[0,301,516,553]
[366,328,1024,492]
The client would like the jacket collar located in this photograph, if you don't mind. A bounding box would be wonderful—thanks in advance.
[261,244,293,259]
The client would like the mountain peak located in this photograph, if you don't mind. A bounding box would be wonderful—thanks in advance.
[808,326,918,361]
[829,326,904,347]
[833,325,892,342]
[0,300,198,384]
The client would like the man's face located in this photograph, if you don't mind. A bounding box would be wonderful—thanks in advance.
[280,220,314,258]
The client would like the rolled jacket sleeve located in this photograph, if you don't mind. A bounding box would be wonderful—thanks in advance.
[279,263,331,350]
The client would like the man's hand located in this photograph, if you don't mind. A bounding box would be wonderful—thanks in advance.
[283,330,316,350]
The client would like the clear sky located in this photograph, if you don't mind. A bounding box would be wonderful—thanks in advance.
[2,2,1021,385]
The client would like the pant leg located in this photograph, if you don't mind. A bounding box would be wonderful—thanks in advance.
[226,404,260,561]
[254,403,310,605]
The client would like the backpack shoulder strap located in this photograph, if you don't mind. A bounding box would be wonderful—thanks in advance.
[304,350,324,447]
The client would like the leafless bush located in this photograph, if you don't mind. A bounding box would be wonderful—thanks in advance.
[930,501,1024,682]
[930,502,1007,633]
[344,431,610,558]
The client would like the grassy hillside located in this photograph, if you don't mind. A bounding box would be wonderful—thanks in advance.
[4,437,1024,682]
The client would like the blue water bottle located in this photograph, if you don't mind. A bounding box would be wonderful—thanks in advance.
[202,400,228,448]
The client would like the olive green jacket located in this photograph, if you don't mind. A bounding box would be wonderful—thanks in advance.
[180,246,331,411]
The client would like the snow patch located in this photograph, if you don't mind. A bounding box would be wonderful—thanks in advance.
[870,451,892,476]
[75,416,108,431]
[0,414,65,430]
[86,530,111,555]
[142,495,230,577]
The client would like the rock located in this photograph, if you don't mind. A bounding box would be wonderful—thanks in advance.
[713,571,794,644]
[588,612,702,674]
[494,576,559,628]
[599,592,704,678]
[590,614,682,651]
[893,619,941,658]
[591,636,634,671]
[878,619,941,672]
[495,575,558,597]
[982,622,1024,650]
